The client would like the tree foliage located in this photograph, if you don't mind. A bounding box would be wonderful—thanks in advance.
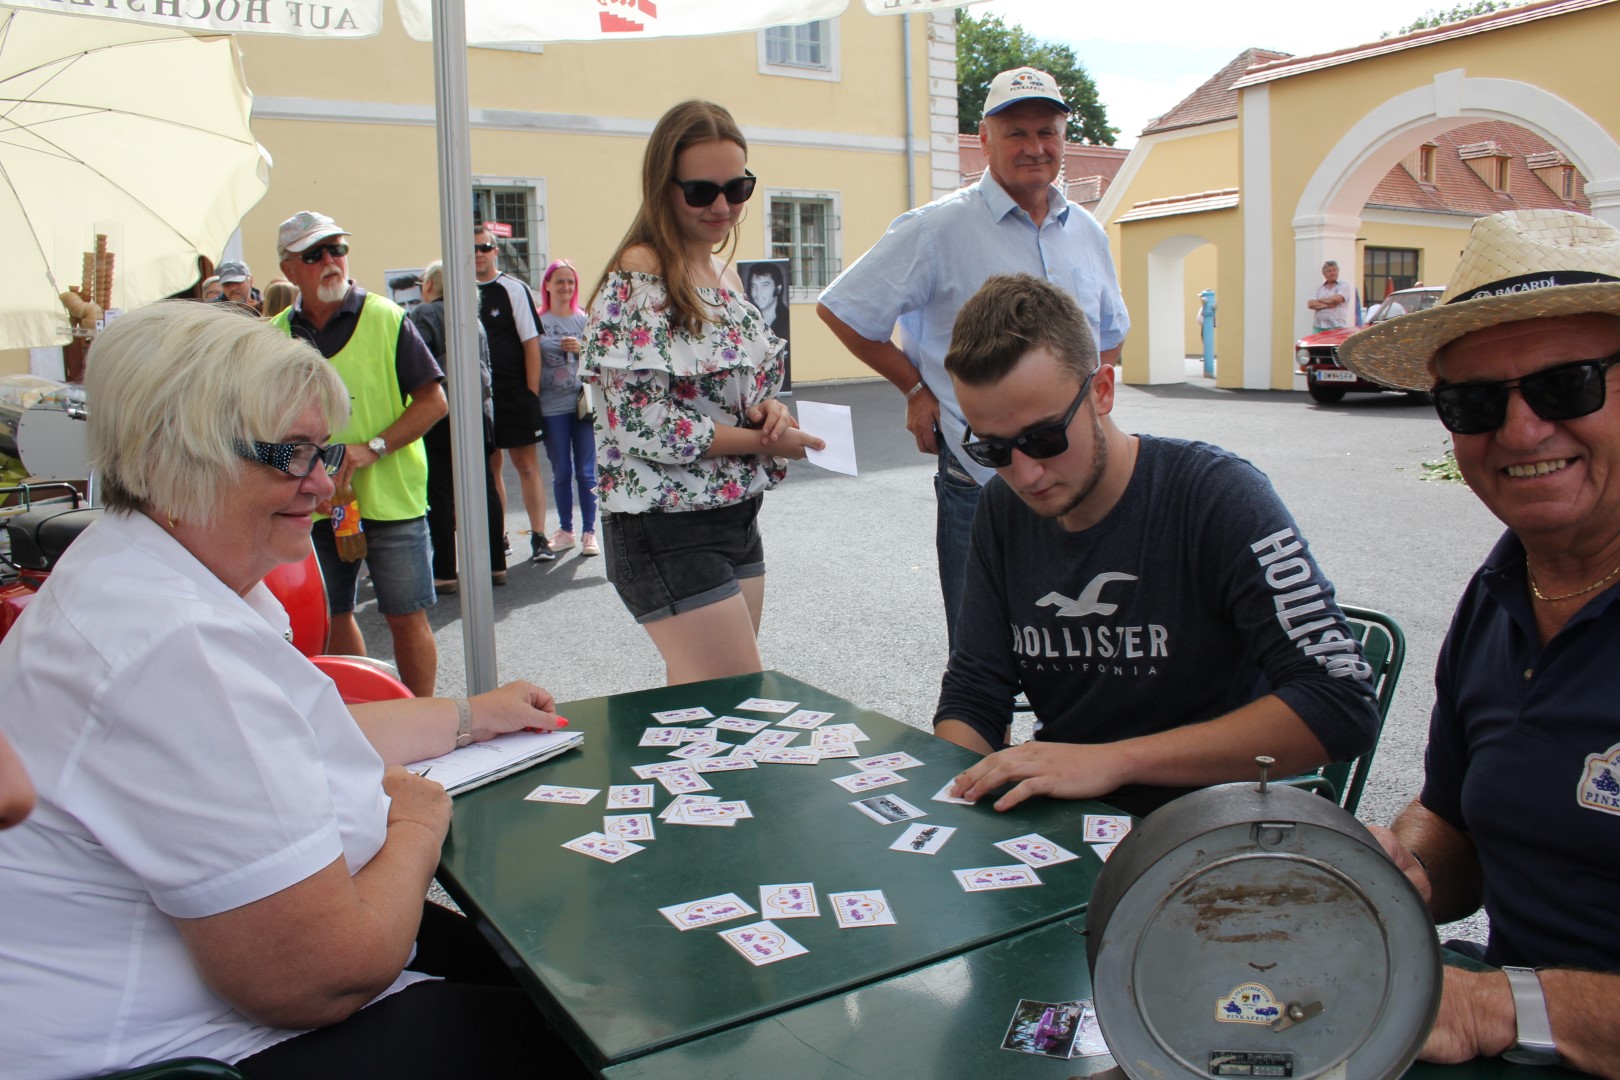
[956,11,1116,146]
[1387,0,1528,36]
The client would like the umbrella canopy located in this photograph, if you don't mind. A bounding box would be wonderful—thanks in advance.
[0,8,270,350]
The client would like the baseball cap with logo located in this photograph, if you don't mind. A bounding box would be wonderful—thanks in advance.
[277,211,350,259]
[983,66,1071,118]
[216,260,251,283]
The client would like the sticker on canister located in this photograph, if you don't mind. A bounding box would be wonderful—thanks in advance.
[1214,982,1282,1025]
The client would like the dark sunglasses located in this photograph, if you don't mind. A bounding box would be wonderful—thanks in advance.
[1433,353,1620,435]
[960,367,1097,469]
[298,243,349,265]
[474,242,498,253]
[235,439,345,478]
[670,170,757,208]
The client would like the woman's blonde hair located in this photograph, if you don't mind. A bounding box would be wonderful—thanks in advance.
[85,301,349,525]
[594,100,747,337]
[260,279,298,319]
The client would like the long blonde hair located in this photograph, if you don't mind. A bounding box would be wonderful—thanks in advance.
[595,100,747,337]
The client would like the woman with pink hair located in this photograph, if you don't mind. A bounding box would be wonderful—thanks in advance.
[536,259,598,556]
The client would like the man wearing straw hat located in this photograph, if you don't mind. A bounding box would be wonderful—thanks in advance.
[1341,209,1620,1070]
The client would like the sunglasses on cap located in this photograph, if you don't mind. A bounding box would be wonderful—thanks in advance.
[297,242,349,265]
[960,367,1097,469]
[474,242,498,253]
[670,170,757,208]
[235,439,345,478]
[1432,353,1620,435]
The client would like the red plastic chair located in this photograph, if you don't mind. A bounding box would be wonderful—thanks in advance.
[311,655,415,704]
[262,547,330,658]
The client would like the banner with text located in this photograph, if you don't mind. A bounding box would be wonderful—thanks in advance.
[6,0,382,37]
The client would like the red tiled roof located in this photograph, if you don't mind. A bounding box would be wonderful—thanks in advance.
[1365,120,1590,216]
[1117,188,1240,223]
[1232,0,1617,88]
[1140,48,1293,136]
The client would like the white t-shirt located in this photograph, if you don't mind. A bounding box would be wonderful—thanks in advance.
[0,511,424,1078]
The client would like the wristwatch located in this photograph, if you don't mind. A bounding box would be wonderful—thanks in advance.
[1501,967,1560,1065]
[454,697,474,749]
[367,435,388,458]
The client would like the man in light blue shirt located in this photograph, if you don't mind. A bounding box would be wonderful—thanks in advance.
[817,66,1129,650]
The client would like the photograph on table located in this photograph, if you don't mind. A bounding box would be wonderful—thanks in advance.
[1001,998,1084,1059]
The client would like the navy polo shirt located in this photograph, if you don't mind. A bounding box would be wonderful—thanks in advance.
[1421,529,1620,971]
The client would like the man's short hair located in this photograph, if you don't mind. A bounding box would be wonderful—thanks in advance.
[1322,260,1339,270]
[746,262,784,291]
[945,273,1098,386]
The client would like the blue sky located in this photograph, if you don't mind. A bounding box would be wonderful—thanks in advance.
[974,0,1449,145]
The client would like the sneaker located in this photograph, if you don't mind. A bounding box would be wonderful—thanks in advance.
[503,533,512,557]
[580,531,600,557]
[530,533,556,562]
[549,529,576,551]
[433,577,459,594]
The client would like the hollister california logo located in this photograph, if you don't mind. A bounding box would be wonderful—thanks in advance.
[1577,742,1620,816]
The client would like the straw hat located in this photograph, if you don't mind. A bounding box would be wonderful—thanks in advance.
[1338,210,1620,391]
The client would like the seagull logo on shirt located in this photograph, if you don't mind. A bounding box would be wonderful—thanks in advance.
[1035,573,1138,617]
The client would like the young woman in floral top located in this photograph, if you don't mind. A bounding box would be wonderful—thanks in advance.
[582,100,824,684]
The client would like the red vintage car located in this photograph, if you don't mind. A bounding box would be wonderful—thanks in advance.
[1295,286,1445,403]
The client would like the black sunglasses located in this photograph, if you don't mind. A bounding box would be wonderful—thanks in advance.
[670,170,757,208]
[960,368,1097,469]
[1433,352,1620,435]
[235,439,345,478]
[474,242,498,253]
[298,243,349,265]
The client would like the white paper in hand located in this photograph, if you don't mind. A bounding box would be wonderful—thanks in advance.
[794,401,857,476]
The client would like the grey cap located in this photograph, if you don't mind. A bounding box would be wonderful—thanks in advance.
[277,211,349,258]
[216,260,250,283]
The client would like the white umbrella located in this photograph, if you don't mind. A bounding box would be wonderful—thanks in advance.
[0,7,270,350]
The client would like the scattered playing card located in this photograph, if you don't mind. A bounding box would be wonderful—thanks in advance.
[746,730,798,749]
[851,751,925,772]
[1083,814,1132,843]
[524,784,601,805]
[652,706,715,724]
[668,740,727,760]
[712,715,771,734]
[778,709,835,729]
[735,697,799,713]
[889,822,956,855]
[1001,998,1085,1059]
[658,892,757,931]
[931,781,976,805]
[606,784,654,810]
[994,833,1080,867]
[953,865,1043,891]
[654,767,712,794]
[604,813,655,841]
[693,755,757,773]
[679,800,751,824]
[679,727,720,742]
[1090,842,1119,862]
[811,742,859,759]
[759,883,820,919]
[727,746,769,760]
[561,831,644,863]
[831,769,907,793]
[659,795,718,821]
[817,724,869,743]
[851,794,927,825]
[756,747,822,766]
[828,889,896,928]
[639,727,686,747]
[718,920,808,966]
[631,761,697,779]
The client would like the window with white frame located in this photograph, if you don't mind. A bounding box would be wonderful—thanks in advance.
[472,178,546,288]
[766,190,840,300]
[758,20,840,81]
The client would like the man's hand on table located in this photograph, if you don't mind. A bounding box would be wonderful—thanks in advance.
[950,741,1124,812]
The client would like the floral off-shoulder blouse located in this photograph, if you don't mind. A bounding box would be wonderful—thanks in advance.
[581,271,787,514]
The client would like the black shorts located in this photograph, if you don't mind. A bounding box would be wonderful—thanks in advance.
[603,497,765,624]
[492,384,543,449]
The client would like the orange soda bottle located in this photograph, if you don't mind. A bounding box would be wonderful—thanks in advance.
[331,480,367,562]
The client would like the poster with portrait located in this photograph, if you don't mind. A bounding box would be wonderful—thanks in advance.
[385,268,425,312]
[737,258,792,392]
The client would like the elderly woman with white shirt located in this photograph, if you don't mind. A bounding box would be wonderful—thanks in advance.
[0,302,582,1080]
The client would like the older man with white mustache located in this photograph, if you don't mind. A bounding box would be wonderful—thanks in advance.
[271,211,448,697]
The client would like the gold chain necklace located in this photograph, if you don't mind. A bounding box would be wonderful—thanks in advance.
[1527,557,1620,602]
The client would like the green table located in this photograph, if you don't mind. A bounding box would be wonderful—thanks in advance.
[602,918,1560,1080]
[437,671,1117,1072]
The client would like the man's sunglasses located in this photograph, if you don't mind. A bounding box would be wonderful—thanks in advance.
[298,243,349,265]
[960,367,1097,469]
[1433,353,1620,435]
[670,170,757,208]
[235,439,345,478]
[474,242,498,253]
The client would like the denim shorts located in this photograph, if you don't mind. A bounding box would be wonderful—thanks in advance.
[602,497,765,624]
[311,515,436,617]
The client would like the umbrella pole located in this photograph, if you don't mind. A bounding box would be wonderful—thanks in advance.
[430,0,498,695]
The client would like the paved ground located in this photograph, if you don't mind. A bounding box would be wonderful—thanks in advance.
[362,367,1499,942]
